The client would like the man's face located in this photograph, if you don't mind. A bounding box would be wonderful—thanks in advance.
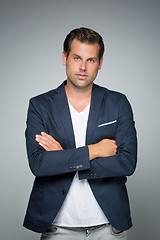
[63,39,103,89]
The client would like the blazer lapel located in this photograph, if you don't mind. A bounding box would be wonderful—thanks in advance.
[86,84,106,145]
[51,82,76,149]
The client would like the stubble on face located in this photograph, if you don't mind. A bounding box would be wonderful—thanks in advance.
[63,39,102,90]
[66,62,94,89]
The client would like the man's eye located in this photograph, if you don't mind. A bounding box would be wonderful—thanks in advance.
[74,57,80,61]
[88,59,95,62]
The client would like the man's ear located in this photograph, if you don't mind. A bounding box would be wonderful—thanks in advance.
[62,51,67,66]
[98,56,103,70]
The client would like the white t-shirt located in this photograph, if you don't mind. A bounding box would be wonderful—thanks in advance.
[53,101,109,227]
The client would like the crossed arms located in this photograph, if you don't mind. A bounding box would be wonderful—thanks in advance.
[35,132,117,160]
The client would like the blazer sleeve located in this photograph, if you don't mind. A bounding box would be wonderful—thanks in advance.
[25,98,90,177]
[79,95,137,180]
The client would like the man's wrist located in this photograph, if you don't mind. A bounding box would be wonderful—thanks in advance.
[88,144,98,161]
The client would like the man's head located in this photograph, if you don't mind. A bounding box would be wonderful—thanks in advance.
[63,27,105,61]
[63,27,104,90]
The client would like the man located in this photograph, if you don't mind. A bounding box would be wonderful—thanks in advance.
[23,27,137,240]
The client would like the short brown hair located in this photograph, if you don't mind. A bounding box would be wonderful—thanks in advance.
[63,27,105,61]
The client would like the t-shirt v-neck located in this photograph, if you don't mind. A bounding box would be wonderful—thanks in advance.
[68,101,90,148]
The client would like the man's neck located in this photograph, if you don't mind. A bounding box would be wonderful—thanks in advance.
[65,80,92,113]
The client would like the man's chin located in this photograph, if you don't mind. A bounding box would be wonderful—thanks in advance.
[75,82,93,89]
[76,79,93,88]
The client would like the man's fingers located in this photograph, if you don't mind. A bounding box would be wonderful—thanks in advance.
[35,132,63,151]
[41,132,57,143]
[35,132,54,143]
[41,132,46,136]
[38,142,49,151]
[36,136,49,145]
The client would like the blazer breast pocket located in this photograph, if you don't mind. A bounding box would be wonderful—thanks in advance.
[95,120,117,141]
[98,120,117,128]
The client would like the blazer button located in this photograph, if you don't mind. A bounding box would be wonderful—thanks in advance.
[62,189,66,195]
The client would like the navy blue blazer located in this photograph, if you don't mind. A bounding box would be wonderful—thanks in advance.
[23,81,137,233]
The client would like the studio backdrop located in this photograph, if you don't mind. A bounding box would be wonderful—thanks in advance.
[1,0,160,239]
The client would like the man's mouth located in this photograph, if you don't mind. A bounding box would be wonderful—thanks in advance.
[76,74,88,79]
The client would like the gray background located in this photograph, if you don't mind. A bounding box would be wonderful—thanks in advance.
[1,0,160,239]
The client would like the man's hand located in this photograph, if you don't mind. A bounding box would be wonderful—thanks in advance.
[88,139,117,161]
[35,132,63,151]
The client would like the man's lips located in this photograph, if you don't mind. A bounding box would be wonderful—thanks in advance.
[76,74,88,79]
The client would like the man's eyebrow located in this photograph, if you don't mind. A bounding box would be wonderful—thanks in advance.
[72,54,81,58]
[88,57,97,60]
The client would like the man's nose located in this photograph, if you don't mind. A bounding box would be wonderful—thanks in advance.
[80,61,87,71]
